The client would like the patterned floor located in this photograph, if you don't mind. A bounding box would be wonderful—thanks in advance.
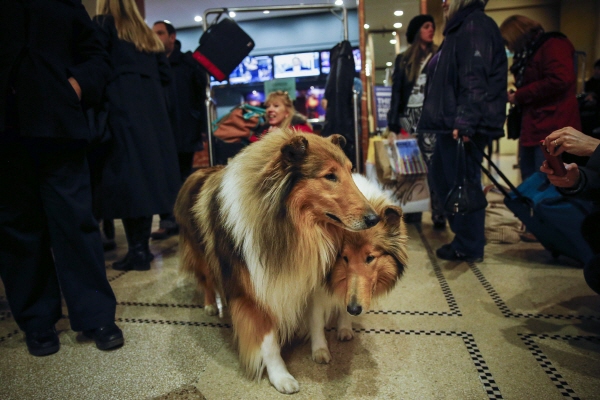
[1,214,599,399]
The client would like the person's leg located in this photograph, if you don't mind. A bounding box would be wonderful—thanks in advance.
[36,141,117,332]
[0,141,63,334]
[419,132,445,228]
[115,216,153,271]
[447,135,486,259]
[434,135,485,261]
[519,144,542,181]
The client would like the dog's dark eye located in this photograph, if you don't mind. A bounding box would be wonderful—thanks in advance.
[366,255,375,264]
[343,256,349,263]
[324,173,337,182]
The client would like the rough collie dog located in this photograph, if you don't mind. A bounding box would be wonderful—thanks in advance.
[174,129,379,394]
[307,174,408,364]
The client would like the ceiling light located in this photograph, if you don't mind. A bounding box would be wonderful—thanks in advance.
[390,39,397,44]
[394,10,404,16]
[364,23,370,29]
[194,15,202,22]
[386,62,392,67]
[263,10,270,14]
[229,11,236,18]
[335,0,343,5]
[394,22,402,29]
[392,31,397,36]
[164,19,171,24]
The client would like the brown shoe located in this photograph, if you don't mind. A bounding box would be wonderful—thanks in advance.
[520,231,538,243]
[150,226,178,240]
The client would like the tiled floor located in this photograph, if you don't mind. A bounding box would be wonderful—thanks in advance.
[1,159,599,399]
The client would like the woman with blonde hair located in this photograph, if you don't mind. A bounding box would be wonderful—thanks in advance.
[500,14,581,181]
[93,0,181,271]
[250,90,312,142]
[387,14,442,227]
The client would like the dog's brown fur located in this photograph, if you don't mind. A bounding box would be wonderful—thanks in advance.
[307,175,408,364]
[174,129,378,393]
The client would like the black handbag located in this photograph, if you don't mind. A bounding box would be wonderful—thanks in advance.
[444,138,488,215]
[192,17,255,81]
[506,104,522,140]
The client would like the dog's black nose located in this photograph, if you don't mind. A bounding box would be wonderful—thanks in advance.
[364,213,379,228]
[347,304,363,316]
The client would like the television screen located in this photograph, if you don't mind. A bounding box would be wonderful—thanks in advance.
[273,52,320,79]
[320,48,361,74]
[210,76,228,86]
[229,55,273,85]
[320,51,331,74]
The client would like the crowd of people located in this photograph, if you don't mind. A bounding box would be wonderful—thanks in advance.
[0,0,598,360]
[387,0,598,289]
[0,0,206,356]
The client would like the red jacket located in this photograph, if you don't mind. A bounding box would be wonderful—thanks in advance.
[515,36,581,147]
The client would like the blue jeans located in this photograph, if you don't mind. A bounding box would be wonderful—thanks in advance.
[519,144,545,181]
[430,134,486,258]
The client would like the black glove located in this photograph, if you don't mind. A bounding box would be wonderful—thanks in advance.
[388,124,400,134]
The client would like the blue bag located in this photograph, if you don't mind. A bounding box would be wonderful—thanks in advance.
[472,141,594,265]
[504,172,594,264]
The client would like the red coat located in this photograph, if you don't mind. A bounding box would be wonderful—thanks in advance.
[515,37,581,147]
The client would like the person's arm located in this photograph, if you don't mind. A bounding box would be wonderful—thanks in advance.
[68,7,111,106]
[453,19,494,138]
[544,126,600,157]
[514,39,576,107]
[387,54,405,134]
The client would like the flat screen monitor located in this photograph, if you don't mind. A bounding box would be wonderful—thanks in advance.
[273,52,320,79]
[210,76,228,86]
[320,48,362,74]
[229,55,273,85]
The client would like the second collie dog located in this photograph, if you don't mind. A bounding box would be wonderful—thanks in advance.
[307,174,408,364]
[174,129,378,394]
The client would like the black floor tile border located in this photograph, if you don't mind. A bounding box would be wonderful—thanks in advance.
[0,329,20,343]
[348,328,503,400]
[118,301,206,309]
[116,316,503,400]
[519,333,600,400]
[469,263,600,321]
[117,317,231,329]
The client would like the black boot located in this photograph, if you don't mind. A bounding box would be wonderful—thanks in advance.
[112,217,153,271]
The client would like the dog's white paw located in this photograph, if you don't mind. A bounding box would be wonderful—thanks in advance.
[270,373,300,394]
[337,327,354,341]
[204,304,218,316]
[312,348,332,364]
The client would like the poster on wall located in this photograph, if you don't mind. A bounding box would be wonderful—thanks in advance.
[374,86,392,130]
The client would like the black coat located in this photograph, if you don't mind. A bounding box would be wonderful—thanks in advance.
[167,47,207,153]
[322,40,357,164]
[417,3,507,138]
[387,52,415,133]
[0,0,110,139]
[94,15,181,219]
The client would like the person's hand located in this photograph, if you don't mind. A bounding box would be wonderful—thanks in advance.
[507,90,516,104]
[544,126,600,157]
[540,160,580,188]
[452,129,470,142]
[68,77,81,100]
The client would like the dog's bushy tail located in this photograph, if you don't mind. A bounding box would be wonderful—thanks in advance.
[174,166,223,278]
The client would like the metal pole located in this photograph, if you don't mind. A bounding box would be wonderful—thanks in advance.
[201,4,348,166]
[353,89,360,173]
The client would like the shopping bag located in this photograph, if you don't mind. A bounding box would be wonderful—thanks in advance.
[193,18,255,81]
[444,139,487,215]
[373,140,395,183]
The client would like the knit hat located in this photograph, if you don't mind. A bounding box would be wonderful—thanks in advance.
[406,14,435,44]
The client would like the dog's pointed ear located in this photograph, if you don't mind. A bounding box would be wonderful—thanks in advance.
[383,206,403,229]
[329,134,346,149]
[281,136,308,164]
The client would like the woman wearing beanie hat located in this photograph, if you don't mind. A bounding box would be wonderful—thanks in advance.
[386,14,445,228]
